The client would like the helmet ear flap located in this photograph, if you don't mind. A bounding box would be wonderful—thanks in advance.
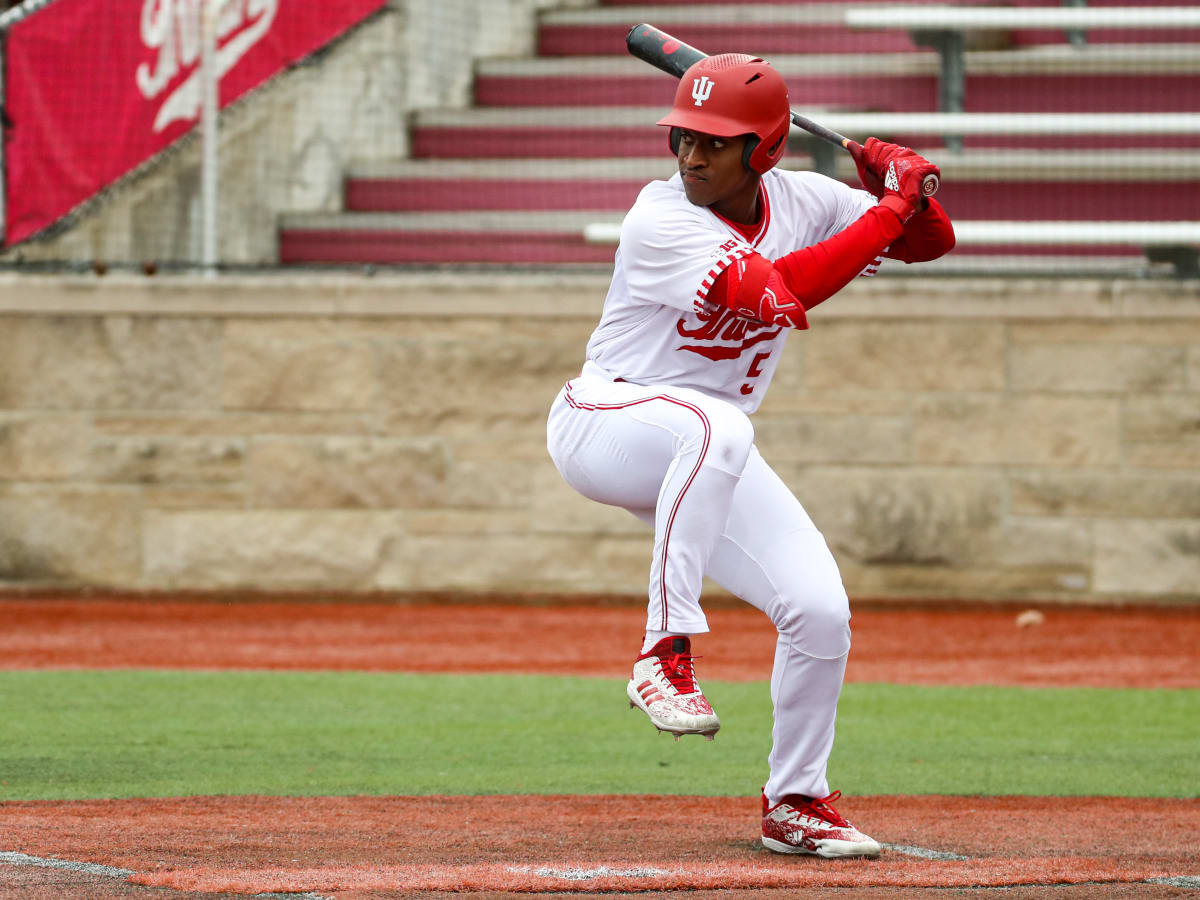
[668,126,682,156]
[745,127,789,174]
[741,136,761,172]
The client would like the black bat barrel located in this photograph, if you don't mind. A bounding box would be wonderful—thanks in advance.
[625,24,706,78]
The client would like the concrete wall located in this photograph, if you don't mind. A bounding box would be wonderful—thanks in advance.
[0,0,589,266]
[1,273,1197,604]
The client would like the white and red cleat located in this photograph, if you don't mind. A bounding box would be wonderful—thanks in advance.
[626,636,720,741]
[761,790,881,858]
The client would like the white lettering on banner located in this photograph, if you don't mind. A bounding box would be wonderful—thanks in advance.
[136,0,279,133]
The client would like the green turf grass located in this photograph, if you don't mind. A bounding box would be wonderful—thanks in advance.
[0,670,1195,801]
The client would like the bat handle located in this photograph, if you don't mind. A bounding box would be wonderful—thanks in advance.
[841,138,864,165]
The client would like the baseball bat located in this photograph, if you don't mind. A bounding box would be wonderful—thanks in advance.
[625,23,939,198]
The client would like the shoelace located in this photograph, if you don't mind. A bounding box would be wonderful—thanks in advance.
[800,791,850,827]
[658,651,700,694]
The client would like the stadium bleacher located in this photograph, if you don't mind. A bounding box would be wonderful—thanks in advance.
[278,1,1200,274]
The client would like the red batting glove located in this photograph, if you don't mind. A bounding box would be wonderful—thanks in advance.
[855,137,914,198]
[868,139,940,224]
[854,137,891,199]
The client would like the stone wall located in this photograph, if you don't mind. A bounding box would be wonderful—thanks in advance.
[1,273,1197,603]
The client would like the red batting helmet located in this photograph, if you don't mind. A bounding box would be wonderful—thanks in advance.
[657,54,791,175]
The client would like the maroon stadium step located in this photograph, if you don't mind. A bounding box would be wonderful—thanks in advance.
[343,151,1200,221]
[965,73,1200,114]
[583,1,1200,51]
[537,6,920,56]
[410,107,675,159]
[473,69,1200,114]
[340,177,1200,221]
[278,211,619,265]
[344,159,676,213]
[928,180,1200,222]
[474,57,936,111]
[409,107,1200,161]
[474,46,1200,114]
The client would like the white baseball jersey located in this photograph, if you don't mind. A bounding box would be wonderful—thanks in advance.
[548,166,885,804]
[585,167,880,413]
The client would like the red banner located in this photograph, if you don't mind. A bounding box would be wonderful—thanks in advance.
[3,0,387,246]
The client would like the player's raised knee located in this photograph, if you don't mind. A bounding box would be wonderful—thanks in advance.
[802,592,851,658]
[768,585,851,659]
[705,407,755,474]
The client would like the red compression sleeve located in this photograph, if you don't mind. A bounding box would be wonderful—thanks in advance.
[884,198,956,263]
[771,201,908,311]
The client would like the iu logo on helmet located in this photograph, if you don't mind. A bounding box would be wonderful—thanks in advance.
[691,76,714,106]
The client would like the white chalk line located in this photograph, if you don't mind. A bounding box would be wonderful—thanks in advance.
[0,851,133,878]
[1149,876,1200,888]
[880,841,973,861]
[506,847,973,878]
[0,850,333,899]
[509,863,671,880]
[4,847,1193,893]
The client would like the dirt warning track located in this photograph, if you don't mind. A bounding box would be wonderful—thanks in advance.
[2,595,1197,688]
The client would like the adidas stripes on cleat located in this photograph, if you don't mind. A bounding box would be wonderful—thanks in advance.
[761,790,881,858]
[626,636,720,740]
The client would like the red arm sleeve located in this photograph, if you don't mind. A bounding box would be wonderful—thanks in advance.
[708,200,912,325]
[771,200,908,311]
[883,198,955,263]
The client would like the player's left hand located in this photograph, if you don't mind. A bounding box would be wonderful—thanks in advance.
[854,138,886,198]
[856,137,919,199]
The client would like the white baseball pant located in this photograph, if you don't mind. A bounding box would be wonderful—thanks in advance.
[547,362,852,802]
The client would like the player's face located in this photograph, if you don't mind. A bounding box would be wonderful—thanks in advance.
[676,129,760,223]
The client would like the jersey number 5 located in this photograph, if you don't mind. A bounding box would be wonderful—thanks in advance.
[740,351,771,395]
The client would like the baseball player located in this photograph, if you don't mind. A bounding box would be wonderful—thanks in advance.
[546,53,954,857]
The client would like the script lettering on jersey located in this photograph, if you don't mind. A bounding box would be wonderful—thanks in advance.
[711,239,740,259]
[136,0,279,133]
[675,306,781,362]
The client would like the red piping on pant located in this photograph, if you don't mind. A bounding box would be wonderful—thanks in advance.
[563,381,711,630]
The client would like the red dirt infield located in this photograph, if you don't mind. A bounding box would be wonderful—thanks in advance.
[1,593,1197,898]
[0,801,1195,897]
[1,794,1197,897]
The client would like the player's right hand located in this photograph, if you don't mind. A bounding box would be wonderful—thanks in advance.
[864,138,940,222]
